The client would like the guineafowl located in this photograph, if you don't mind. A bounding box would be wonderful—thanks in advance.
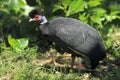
[28,9,106,71]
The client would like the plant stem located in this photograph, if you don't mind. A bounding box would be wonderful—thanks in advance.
[0,27,6,47]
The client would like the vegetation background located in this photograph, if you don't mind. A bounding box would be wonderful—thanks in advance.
[0,0,120,80]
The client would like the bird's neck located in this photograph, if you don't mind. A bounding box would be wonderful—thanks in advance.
[40,16,48,25]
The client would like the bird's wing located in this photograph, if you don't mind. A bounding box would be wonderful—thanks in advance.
[55,24,88,48]
[54,23,101,55]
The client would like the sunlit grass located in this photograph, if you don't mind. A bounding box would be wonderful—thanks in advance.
[0,46,120,80]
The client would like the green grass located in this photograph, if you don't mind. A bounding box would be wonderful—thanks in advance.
[0,46,120,80]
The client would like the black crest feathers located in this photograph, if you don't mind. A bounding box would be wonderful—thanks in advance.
[29,9,44,18]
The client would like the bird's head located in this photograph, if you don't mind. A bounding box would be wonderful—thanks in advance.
[28,9,44,22]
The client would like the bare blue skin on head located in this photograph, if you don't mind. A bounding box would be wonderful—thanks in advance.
[40,16,48,25]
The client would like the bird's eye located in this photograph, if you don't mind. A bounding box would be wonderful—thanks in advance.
[35,16,39,19]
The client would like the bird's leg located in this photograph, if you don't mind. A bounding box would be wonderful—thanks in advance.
[49,48,56,65]
[71,55,75,69]
[78,57,82,73]
[90,59,99,70]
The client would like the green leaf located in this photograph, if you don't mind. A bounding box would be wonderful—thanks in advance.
[53,5,64,12]
[8,0,26,13]
[79,13,89,23]
[17,38,29,50]
[8,35,29,53]
[0,0,9,13]
[66,0,87,16]
[105,39,113,48]
[105,11,120,22]
[105,15,116,22]
[90,16,105,28]
[8,35,17,48]
[110,11,120,15]
[90,16,105,24]
[90,8,106,16]
[62,0,71,8]
[88,0,101,7]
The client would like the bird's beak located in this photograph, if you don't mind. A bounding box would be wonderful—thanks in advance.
[29,18,34,22]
